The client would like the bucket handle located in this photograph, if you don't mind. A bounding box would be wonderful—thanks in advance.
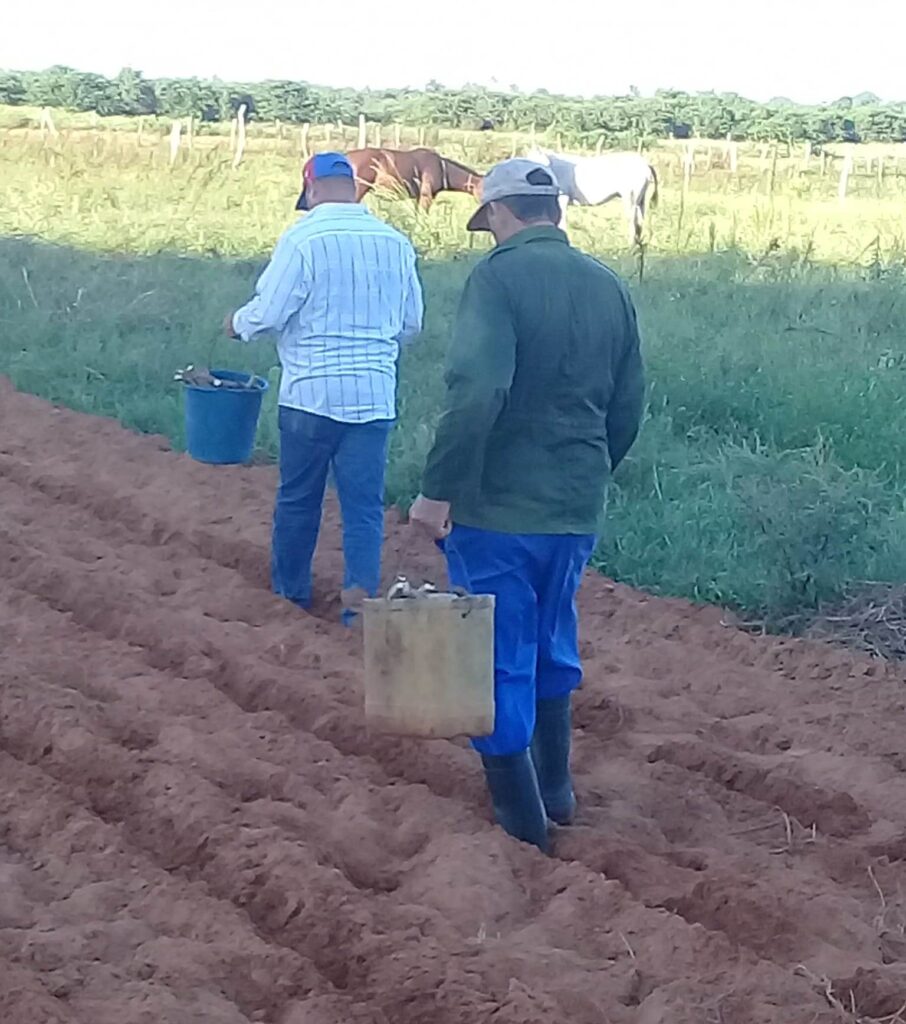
[386,576,468,601]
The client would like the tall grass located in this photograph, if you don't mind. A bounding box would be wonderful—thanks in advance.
[2,119,906,622]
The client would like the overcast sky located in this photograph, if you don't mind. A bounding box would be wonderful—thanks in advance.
[3,0,903,104]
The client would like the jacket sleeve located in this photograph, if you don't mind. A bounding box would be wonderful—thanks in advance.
[421,261,516,503]
[606,288,645,472]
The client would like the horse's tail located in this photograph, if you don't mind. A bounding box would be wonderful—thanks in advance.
[347,148,376,187]
[648,163,659,208]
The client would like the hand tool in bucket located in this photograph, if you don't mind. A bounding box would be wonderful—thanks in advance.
[363,571,495,739]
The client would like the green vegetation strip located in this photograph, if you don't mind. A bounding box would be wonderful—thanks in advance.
[2,125,906,623]
[2,66,905,146]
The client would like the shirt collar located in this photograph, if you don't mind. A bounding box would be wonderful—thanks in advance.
[493,224,570,254]
[304,203,369,218]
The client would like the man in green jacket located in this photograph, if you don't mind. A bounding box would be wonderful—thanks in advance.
[410,158,645,852]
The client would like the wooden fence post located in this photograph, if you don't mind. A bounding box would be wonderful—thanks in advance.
[683,142,695,188]
[677,151,690,244]
[418,125,426,147]
[300,122,311,159]
[838,150,853,204]
[393,123,401,148]
[137,117,144,148]
[357,114,367,149]
[729,140,738,174]
[801,141,811,172]
[232,104,247,169]
[186,115,195,152]
[169,120,182,166]
[40,107,58,138]
[768,145,779,197]
[373,122,382,147]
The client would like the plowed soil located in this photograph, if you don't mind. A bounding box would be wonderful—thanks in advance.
[3,376,906,1024]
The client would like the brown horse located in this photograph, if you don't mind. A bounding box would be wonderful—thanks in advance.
[347,148,482,211]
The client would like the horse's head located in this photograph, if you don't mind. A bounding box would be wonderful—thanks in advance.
[440,157,484,199]
[524,147,551,166]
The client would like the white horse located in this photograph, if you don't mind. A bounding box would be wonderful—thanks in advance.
[527,147,659,245]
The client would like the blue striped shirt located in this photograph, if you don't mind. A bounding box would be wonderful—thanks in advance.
[233,204,424,423]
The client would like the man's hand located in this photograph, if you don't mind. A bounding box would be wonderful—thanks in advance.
[409,495,452,541]
[223,311,239,338]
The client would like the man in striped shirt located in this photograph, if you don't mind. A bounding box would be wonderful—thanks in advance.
[226,152,424,623]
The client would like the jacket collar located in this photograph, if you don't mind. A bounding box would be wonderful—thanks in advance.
[492,224,570,255]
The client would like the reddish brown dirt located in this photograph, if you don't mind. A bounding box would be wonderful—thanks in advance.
[3,376,906,1023]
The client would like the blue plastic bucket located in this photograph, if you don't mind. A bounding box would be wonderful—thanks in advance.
[183,368,268,465]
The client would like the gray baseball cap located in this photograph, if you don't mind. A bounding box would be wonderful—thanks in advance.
[466,158,561,232]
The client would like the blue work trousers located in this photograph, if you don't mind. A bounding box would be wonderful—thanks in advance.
[443,525,596,756]
[271,406,392,610]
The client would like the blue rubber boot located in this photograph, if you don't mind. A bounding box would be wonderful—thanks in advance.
[480,751,550,853]
[531,695,577,825]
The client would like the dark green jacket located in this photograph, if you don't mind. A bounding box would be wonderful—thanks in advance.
[422,225,644,535]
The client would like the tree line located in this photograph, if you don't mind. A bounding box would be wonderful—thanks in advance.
[1,65,904,146]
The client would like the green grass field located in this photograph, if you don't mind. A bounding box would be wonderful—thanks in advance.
[3,113,906,623]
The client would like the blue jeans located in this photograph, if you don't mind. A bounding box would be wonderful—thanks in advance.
[443,525,596,756]
[271,406,392,614]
